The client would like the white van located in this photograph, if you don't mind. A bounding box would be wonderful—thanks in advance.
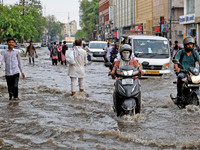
[88,41,107,61]
[126,35,171,77]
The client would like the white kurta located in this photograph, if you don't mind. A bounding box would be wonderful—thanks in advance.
[68,46,87,78]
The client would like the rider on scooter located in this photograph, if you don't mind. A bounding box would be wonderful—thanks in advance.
[110,44,144,78]
[174,36,200,104]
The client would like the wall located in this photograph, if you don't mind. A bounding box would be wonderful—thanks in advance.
[136,0,153,34]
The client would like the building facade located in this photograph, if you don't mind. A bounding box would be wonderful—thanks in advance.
[195,0,200,46]
[180,0,199,46]
[113,0,137,39]
[99,0,110,40]
[64,20,77,37]
[153,0,184,45]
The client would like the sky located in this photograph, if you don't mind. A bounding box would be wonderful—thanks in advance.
[3,0,81,29]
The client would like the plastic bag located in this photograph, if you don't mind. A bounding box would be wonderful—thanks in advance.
[65,49,75,65]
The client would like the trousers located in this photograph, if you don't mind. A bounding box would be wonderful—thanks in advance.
[70,77,84,92]
[177,72,186,97]
[29,56,35,64]
[6,73,19,98]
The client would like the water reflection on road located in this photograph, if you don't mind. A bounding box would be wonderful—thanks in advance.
[0,47,200,149]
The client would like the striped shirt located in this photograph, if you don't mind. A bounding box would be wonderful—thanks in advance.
[0,49,24,76]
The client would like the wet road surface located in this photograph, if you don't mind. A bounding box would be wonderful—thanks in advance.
[0,47,200,149]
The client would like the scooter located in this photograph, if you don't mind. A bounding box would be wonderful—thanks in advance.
[112,65,141,116]
[170,59,200,109]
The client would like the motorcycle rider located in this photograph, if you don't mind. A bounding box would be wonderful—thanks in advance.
[110,44,143,78]
[174,36,200,104]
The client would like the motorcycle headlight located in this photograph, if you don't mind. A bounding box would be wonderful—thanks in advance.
[191,74,200,83]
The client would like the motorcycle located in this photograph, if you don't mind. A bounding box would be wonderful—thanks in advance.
[170,59,200,109]
[112,65,141,116]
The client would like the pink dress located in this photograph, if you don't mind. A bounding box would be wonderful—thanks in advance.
[51,45,58,59]
[58,45,66,61]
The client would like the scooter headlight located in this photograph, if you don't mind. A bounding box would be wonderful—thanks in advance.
[122,100,136,110]
[191,74,200,84]
[123,70,133,76]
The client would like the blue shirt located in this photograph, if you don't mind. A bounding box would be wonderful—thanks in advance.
[175,49,200,70]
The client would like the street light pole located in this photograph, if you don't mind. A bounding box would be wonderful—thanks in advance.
[169,0,172,46]
[22,0,25,15]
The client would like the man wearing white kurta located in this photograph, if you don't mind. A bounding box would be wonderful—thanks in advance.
[68,39,88,96]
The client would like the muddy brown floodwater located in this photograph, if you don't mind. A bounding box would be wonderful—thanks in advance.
[0,47,200,149]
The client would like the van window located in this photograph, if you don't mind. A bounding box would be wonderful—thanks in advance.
[133,39,169,58]
[89,43,107,49]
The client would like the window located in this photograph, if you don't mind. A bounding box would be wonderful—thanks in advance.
[187,0,195,14]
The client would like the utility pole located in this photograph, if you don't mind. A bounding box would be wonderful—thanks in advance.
[169,0,172,46]
[22,0,25,15]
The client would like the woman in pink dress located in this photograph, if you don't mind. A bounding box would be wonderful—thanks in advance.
[58,42,67,65]
[51,42,58,65]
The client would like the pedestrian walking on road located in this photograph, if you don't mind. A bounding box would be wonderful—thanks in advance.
[25,41,38,65]
[172,40,179,59]
[68,39,87,96]
[51,42,58,65]
[61,41,68,65]
[48,42,53,58]
[58,42,63,64]
[0,38,25,100]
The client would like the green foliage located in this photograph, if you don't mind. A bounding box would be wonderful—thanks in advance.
[76,29,87,39]
[0,1,47,42]
[46,15,64,42]
[80,0,99,40]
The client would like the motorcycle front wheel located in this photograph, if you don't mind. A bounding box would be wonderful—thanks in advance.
[191,93,199,106]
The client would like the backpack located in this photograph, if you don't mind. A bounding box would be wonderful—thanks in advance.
[62,45,68,55]
[179,49,198,65]
[52,46,58,56]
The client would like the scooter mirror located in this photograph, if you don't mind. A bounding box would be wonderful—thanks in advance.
[172,59,179,64]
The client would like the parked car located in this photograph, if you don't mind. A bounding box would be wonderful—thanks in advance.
[0,44,25,56]
[88,41,107,61]
[33,43,41,48]
[66,43,73,50]
[125,35,171,78]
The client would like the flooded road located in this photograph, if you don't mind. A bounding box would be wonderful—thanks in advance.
[0,47,200,149]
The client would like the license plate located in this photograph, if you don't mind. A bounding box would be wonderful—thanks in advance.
[122,79,133,85]
[145,70,160,75]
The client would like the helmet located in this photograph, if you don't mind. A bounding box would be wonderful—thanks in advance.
[179,44,184,50]
[183,36,195,46]
[120,44,132,61]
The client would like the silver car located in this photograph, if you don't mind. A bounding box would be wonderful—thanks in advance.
[0,44,25,56]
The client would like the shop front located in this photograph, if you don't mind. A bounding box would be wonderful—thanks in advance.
[195,17,200,47]
[180,14,198,46]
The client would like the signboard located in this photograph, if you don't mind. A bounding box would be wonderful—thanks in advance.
[135,24,142,32]
[161,24,168,32]
[113,32,117,37]
[179,14,195,24]
[130,24,142,34]
[155,27,160,32]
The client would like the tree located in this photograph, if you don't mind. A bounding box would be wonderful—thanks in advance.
[0,1,47,42]
[19,0,47,42]
[80,0,99,40]
[46,15,64,43]
[0,5,37,42]
[76,29,87,39]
